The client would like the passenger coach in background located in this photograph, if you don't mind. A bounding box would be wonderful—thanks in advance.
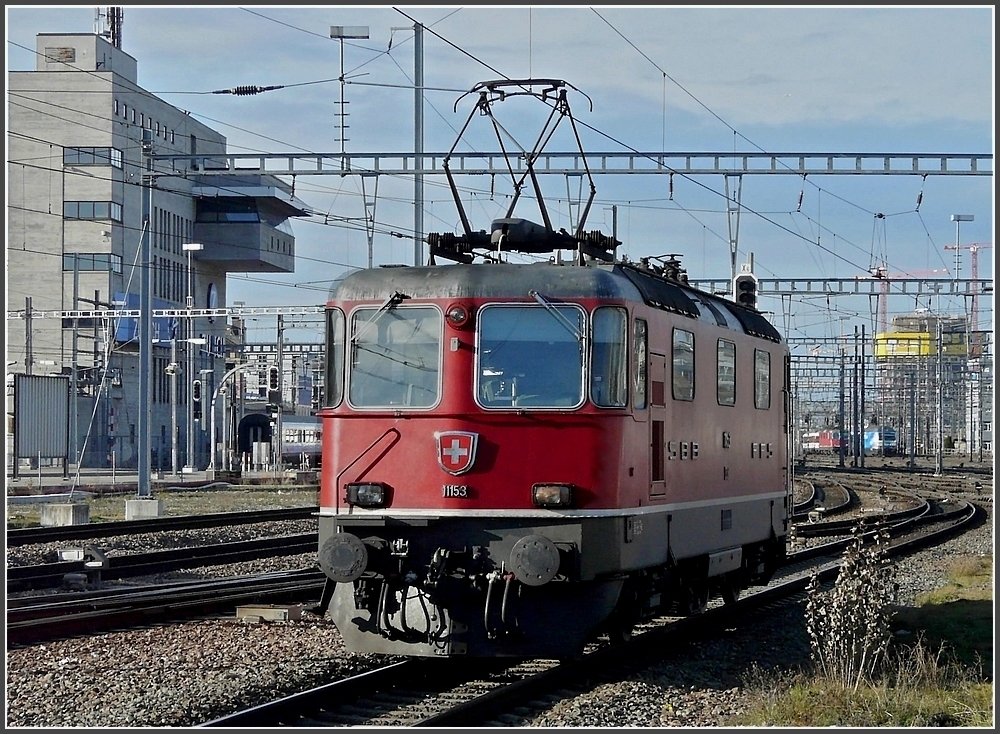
[280,417,322,468]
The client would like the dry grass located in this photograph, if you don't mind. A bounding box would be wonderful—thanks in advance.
[732,534,994,728]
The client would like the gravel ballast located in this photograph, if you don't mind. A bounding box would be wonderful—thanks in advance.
[5,475,992,728]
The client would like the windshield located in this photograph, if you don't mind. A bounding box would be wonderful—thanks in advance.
[477,304,586,408]
[348,305,441,408]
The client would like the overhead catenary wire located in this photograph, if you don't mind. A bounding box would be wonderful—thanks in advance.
[8,11,987,320]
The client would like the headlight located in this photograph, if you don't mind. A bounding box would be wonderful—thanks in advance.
[445,303,472,328]
[532,483,574,508]
[345,482,390,508]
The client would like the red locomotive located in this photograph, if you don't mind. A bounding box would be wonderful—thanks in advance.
[801,429,847,454]
[315,80,791,658]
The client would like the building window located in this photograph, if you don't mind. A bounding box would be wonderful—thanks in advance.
[63,252,123,274]
[44,46,76,63]
[196,197,261,224]
[63,201,123,222]
[63,146,123,169]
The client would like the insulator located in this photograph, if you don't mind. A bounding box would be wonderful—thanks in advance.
[232,85,261,96]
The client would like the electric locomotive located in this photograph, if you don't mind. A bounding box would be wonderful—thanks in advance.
[314,79,791,659]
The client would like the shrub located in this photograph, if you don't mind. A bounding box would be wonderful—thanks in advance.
[804,523,896,690]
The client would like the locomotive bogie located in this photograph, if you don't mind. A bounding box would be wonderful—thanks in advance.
[327,570,626,658]
[317,488,787,657]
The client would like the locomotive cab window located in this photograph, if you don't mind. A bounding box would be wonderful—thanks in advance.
[325,308,345,407]
[591,307,628,407]
[754,348,771,410]
[348,306,441,408]
[672,328,695,401]
[633,318,648,409]
[477,303,585,409]
[717,339,736,406]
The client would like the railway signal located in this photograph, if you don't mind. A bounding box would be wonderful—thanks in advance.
[192,379,202,421]
[734,269,759,310]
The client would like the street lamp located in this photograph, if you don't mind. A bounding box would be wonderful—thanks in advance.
[182,242,204,471]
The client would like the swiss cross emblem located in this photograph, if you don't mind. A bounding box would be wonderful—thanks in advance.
[435,431,478,475]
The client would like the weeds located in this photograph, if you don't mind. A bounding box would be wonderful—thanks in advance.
[805,522,896,690]
[734,523,993,727]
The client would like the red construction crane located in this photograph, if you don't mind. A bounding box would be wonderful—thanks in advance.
[943,242,992,356]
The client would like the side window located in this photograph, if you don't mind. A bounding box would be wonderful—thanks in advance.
[591,307,628,407]
[633,318,647,409]
[717,339,736,406]
[672,328,694,401]
[325,308,345,407]
[754,348,771,409]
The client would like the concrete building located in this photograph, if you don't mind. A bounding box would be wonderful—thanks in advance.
[7,29,309,471]
[873,313,992,457]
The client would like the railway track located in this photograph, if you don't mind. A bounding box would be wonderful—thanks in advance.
[197,495,983,728]
[6,569,326,647]
[7,533,317,591]
[790,478,852,522]
[7,506,317,547]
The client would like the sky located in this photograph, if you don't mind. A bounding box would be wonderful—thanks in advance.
[5,4,995,346]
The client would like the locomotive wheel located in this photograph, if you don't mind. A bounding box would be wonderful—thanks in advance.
[681,581,709,615]
[720,573,741,606]
[606,619,634,645]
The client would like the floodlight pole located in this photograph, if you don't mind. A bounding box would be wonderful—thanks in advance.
[170,337,178,475]
[329,25,370,155]
[182,242,203,471]
[414,21,424,266]
[137,132,153,497]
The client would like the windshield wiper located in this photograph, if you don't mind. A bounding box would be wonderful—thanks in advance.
[529,290,583,341]
[350,291,410,346]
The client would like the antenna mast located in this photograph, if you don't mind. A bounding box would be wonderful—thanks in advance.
[94,7,123,48]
